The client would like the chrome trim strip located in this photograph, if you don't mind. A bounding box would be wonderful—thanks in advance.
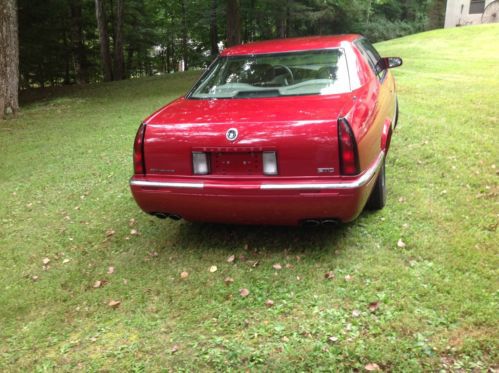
[130,180,204,189]
[260,151,385,190]
[130,151,385,191]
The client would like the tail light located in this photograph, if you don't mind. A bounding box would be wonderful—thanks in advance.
[192,152,210,175]
[133,123,146,174]
[338,118,360,175]
[262,151,278,175]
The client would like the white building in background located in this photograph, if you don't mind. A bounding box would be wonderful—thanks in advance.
[445,0,499,27]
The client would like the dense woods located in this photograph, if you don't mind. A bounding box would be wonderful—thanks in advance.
[5,0,446,92]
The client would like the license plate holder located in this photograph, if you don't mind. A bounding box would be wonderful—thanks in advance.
[211,152,262,175]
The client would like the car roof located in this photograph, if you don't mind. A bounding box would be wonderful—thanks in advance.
[220,35,361,56]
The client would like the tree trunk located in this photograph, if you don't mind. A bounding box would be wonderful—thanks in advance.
[180,0,188,71]
[126,47,134,76]
[277,3,286,39]
[95,0,113,81]
[428,0,446,29]
[0,0,19,118]
[366,0,371,25]
[226,0,241,47]
[113,0,124,80]
[210,0,218,57]
[166,42,171,73]
[169,36,175,72]
[286,0,291,37]
[63,28,71,85]
[249,0,256,41]
[70,0,89,84]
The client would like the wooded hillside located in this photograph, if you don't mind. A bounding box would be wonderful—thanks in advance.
[12,0,445,88]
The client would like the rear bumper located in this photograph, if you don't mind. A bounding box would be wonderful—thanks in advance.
[130,152,384,225]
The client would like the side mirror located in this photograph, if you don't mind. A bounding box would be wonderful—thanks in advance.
[381,57,403,69]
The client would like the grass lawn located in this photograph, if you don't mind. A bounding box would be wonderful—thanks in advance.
[1,24,498,371]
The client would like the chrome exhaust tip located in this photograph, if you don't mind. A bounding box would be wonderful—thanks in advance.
[152,212,169,219]
[302,219,321,227]
[321,219,339,227]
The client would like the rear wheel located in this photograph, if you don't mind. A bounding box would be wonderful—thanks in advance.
[366,158,386,210]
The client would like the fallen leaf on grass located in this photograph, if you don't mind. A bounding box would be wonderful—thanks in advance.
[273,263,282,270]
[209,265,218,273]
[285,263,294,269]
[352,309,361,318]
[93,280,108,289]
[265,299,274,308]
[365,363,381,371]
[130,229,139,236]
[368,302,380,313]
[224,276,234,285]
[397,239,406,248]
[105,229,115,237]
[180,271,189,279]
[171,345,179,354]
[227,255,235,263]
[149,251,159,257]
[32,275,39,282]
[239,288,250,297]
[327,336,339,344]
[252,260,260,268]
[129,218,136,227]
[63,258,70,264]
[324,271,335,280]
[107,266,115,274]
[344,274,353,281]
[42,258,50,265]
[108,300,121,309]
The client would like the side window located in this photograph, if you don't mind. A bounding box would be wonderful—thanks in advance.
[469,0,485,14]
[355,38,386,82]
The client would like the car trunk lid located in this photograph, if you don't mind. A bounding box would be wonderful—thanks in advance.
[143,94,353,178]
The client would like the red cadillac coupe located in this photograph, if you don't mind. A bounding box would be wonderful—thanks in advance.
[130,35,402,226]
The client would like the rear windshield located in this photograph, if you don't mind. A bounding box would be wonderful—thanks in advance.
[189,49,351,99]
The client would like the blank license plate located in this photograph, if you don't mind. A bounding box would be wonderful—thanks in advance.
[211,152,262,175]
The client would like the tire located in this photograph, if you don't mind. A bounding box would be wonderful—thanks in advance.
[366,158,386,210]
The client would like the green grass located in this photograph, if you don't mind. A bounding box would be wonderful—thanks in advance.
[1,24,498,371]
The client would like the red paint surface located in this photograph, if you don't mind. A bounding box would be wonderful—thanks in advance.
[131,35,399,225]
[220,35,360,56]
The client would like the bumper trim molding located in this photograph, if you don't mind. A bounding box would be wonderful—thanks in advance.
[130,151,385,191]
[261,151,384,190]
[130,180,204,189]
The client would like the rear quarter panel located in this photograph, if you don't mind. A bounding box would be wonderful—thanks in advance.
[346,48,397,171]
